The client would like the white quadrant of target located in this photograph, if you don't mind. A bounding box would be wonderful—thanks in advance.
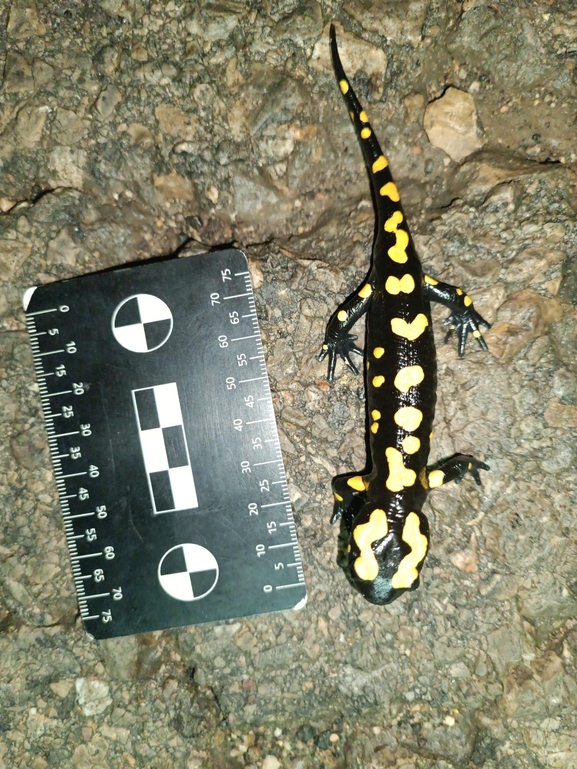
[131,382,199,513]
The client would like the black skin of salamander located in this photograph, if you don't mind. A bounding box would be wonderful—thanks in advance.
[319,25,491,605]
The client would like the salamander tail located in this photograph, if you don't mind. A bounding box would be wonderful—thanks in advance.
[329,25,400,219]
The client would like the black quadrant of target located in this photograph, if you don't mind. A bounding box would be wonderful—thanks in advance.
[190,570,217,596]
[144,319,172,349]
[161,546,187,574]
[149,471,174,512]
[134,388,159,430]
[164,426,187,467]
[114,297,141,326]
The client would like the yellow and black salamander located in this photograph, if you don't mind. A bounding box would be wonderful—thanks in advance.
[319,25,490,605]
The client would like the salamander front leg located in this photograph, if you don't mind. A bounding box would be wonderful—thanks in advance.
[424,275,490,356]
[319,279,374,381]
[426,454,489,489]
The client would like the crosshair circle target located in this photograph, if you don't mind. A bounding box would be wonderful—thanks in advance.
[158,544,219,602]
[112,294,173,352]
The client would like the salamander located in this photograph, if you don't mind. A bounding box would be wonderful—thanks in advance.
[319,25,490,605]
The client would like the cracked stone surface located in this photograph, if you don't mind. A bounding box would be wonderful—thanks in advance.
[2,1,577,768]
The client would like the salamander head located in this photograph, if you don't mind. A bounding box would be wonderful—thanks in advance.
[340,507,430,605]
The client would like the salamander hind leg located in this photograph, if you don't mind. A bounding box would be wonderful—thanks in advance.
[427,454,490,489]
[330,472,368,526]
[424,275,491,356]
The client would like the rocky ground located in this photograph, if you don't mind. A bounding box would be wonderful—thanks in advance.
[2,1,577,767]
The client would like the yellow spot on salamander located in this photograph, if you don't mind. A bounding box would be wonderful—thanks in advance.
[424,274,438,285]
[473,330,481,338]
[337,310,347,321]
[428,469,445,488]
[358,283,372,298]
[352,508,389,582]
[322,344,328,350]
[385,210,403,230]
[334,492,343,502]
[380,182,400,201]
[419,468,429,488]
[371,409,381,421]
[464,295,472,307]
[373,347,384,358]
[371,422,379,434]
[359,110,369,123]
[372,375,385,388]
[349,110,355,121]
[394,365,424,393]
[385,274,415,295]
[361,127,372,139]
[347,475,366,492]
[385,447,416,492]
[402,435,421,454]
[339,79,349,94]
[384,210,409,264]
[394,406,423,431]
[391,512,428,589]
[390,313,429,341]
[372,155,388,173]
[389,234,409,263]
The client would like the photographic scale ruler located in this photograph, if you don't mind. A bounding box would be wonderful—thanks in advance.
[24,248,306,639]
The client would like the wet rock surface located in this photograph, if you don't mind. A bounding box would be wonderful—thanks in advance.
[1,1,577,767]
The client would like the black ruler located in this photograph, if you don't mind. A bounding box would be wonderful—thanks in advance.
[24,249,306,639]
